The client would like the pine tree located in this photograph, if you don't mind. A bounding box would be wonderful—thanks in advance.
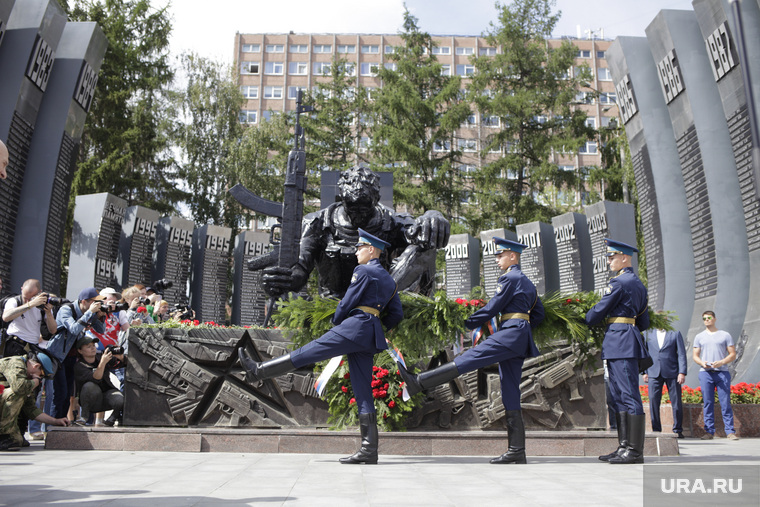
[370,9,472,219]
[466,0,594,231]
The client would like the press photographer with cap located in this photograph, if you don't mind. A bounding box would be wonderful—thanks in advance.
[74,335,126,427]
[47,287,107,421]
[399,237,545,465]
[239,228,403,465]
[0,351,69,451]
[585,239,650,465]
[2,279,58,357]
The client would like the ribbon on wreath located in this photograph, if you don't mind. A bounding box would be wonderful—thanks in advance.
[314,355,343,397]
[471,316,499,346]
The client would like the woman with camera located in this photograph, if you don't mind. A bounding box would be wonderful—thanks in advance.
[122,286,155,326]
[73,335,126,427]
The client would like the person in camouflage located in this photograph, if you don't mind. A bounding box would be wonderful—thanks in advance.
[0,352,69,450]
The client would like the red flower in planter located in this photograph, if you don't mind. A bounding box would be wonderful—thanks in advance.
[349,398,355,404]
[341,386,348,393]
[388,400,396,408]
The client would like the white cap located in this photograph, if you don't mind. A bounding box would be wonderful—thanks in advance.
[100,287,121,298]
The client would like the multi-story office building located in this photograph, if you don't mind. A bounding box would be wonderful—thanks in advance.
[234,33,616,207]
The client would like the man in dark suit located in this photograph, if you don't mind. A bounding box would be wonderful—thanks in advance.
[642,327,687,438]
[239,229,403,465]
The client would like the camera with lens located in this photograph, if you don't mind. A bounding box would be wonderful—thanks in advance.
[153,278,173,293]
[103,301,130,313]
[173,303,194,320]
[138,296,151,305]
[46,296,69,306]
[106,345,125,355]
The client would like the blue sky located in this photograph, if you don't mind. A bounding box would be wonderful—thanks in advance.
[165,0,697,62]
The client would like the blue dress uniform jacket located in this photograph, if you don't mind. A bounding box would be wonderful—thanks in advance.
[454,264,544,411]
[463,265,544,359]
[330,258,404,350]
[585,267,650,360]
[586,266,649,415]
[289,258,402,415]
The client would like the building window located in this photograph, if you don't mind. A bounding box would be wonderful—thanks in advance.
[576,50,591,58]
[337,44,355,54]
[585,117,596,128]
[338,63,355,76]
[440,64,451,76]
[264,61,284,75]
[241,44,260,53]
[458,164,476,173]
[240,62,260,75]
[597,50,606,59]
[288,62,308,75]
[384,45,396,54]
[365,87,378,100]
[482,115,499,127]
[358,136,371,152]
[456,64,475,76]
[455,47,474,55]
[479,47,496,56]
[313,44,332,53]
[575,91,594,104]
[264,86,283,99]
[599,92,617,104]
[265,44,284,53]
[432,46,451,55]
[559,165,575,172]
[312,86,331,99]
[261,110,275,122]
[458,139,477,152]
[289,44,308,53]
[360,62,379,76]
[597,67,612,81]
[601,116,618,128]
[579,141,598,154]
[288,86,306,99]
[433,140,451,152]
[361,44,379,54]
[239,110,257,124]
[384,62,397,71]
[240,85,258,99]
[463,114,477,127]
[313,62,331,75]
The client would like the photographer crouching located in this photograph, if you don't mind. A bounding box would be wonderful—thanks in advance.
[73,336,126,427]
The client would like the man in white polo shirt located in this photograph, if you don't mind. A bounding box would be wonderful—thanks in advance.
[2,279,57,356]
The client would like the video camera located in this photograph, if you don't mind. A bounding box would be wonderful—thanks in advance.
[173,304,194,321]
[103,301,130,314]
[152,278,173,293]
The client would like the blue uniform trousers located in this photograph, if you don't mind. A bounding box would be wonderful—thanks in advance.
[648,375,683,433]
[607,358,644,415]
[698,370,735,435]
[291,330,378,415]
[454,337,525,411]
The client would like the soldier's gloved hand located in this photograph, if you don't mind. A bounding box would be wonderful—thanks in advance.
[408,210,450,249]
[262,265,308,297]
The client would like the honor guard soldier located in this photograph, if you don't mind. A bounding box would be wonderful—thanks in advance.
[585,238,650,464]
[399,237,544,464]
[239,229,403,464]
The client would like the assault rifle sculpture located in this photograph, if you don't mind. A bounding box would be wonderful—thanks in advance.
[229,90,313,325]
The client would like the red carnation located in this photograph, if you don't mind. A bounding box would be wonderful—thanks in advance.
[193,320,199,325]
[349,398,356,404]
[384,383,389,390]
[344,373,350,379]
[398,390,403,397]
[136,306,147,313]
[341,386,348,393]
[469,299,479,307]
[388,400,396,408]
[383,413,388,419]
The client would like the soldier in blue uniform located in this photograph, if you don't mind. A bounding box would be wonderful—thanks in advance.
[399,238,544,464]
[585,238,650,465]
[239,229,403,465]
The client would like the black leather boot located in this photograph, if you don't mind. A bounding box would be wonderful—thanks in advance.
[490,410,527,464]
[609,414,645,464]
[599,411,627,462]
[340,413,378,464]
[238,348,295,383]
[398,361,460,397]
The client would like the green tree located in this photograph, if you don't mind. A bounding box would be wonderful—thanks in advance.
[370,9,472,219]
[466,0,593,231]
[172,53,246,229]
[64,0,180,213]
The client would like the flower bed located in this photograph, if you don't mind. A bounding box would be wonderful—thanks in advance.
[640,382,760,404]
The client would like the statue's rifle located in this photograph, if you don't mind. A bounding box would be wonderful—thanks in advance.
[229,89,313,326]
